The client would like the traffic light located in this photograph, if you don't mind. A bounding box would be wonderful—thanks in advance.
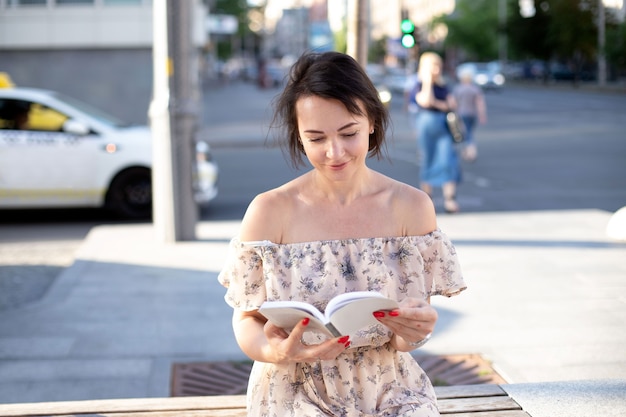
[400,19,416,48]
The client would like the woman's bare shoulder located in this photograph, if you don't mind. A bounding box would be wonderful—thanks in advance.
[388,179,437,235]
[239,180,299,242]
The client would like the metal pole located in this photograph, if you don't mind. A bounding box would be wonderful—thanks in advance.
[347,0,368,68]
[598,0,607,86]
[498,0,507,67]
[150,0,199,243]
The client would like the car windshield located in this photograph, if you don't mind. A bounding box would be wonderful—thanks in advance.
[51,91,131,127]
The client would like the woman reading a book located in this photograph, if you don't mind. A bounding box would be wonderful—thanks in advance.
[218,51,466,417]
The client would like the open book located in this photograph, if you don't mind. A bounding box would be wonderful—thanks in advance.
[259,291,399,338]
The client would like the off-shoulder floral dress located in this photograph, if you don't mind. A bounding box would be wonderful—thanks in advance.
[218,229,466,417]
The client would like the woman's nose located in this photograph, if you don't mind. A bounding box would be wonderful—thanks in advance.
[326,138,344,158]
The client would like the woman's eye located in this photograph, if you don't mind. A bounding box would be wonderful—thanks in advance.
[343,131,358,138]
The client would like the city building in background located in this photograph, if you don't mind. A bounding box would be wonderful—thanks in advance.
[0,0,206,124]
[3,0,623,119]
[0,0,457,119]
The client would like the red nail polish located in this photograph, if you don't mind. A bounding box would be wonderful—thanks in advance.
[338,336,349,344]
[344,342,351,348]
[302,318,310,326]
[389,310,400,317]
[373,311,385,318]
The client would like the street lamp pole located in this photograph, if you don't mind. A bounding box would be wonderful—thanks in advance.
[598,0,607,86]
[347,0,368,68]
[498,0,507,67]
[150,0,199,242]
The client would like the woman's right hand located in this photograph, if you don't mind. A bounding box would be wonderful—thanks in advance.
[264,318,351,364]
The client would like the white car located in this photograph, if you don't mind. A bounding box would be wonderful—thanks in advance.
[0,87,218,218]
[456,62,505,90]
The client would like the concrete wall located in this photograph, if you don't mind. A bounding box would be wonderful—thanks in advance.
[0,49,153,125]
[0,0,209,125]
[0,3,153,49]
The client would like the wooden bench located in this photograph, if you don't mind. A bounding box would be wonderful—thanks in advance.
[0,384,530,416]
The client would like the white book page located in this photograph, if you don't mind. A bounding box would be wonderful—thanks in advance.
[328,296,399,336]
[259,301,333,337]
[325,291,387,316]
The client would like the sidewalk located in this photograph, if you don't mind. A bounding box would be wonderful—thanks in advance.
[0,209,625,405]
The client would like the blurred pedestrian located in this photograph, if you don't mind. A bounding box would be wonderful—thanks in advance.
[413,52,462,213]
[218,51,466,416]
[452,67,487,162]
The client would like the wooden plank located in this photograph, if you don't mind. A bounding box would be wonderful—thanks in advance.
[438,395,522,414]
[0,396,246,417]
[445,411,530,417]
[0,386,530,417]
[1,411,528,417]
[39,411,248,417]
[435,384,507,399]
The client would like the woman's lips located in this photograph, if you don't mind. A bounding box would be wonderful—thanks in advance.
[328,162,348,170]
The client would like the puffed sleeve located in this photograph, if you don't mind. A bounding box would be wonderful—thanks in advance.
[217,238,267,311]
[416,229,466,298]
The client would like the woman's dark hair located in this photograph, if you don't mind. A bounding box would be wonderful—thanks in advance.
[271,51,390,169]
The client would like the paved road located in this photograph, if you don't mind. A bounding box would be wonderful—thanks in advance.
[201,81,626,220]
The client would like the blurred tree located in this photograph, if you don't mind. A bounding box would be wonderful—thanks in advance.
[438,0,626,81]
[507,0,621,81]
[213,0,250,60]
[546,0,597,66]
[605,21,626,80]
[433,0,499,61]
[368,36,387,63]
[334,23,348,54]
[507,0,552,61]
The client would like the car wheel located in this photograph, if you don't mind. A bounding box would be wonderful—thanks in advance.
[105,167,152,219]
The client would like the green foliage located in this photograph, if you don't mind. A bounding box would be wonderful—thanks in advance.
[212,0,253,60]
[437,0,626,77]
[334,24,347,54]
[368,36,387,63]
[507,0,552,60]
[214,0,247,24]
[606,21,626,78]
[545,0,597,62]
[433,0,499,61]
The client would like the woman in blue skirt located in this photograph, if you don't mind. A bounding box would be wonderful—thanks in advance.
[413,52,461,213]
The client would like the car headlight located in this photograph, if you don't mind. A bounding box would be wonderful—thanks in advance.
[475,74,488,85]
[378,88,392,106]
[494,74,505,85]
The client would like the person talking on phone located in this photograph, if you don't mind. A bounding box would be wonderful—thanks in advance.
[412,52,462,213]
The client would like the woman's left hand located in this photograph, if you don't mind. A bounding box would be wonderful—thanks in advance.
[373,297,438,351]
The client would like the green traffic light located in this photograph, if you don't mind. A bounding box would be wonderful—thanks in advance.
[400,19,414,34]
[401,33,415,48]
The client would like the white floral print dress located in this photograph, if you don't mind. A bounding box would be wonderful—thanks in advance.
[218,229,466,417]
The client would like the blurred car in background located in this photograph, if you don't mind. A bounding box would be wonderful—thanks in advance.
[383,67,412,94]
[456,61,506,90]
[365,64,394,107]
[0,72,14,88]
[0,86,218,219]
[376,84,392,107]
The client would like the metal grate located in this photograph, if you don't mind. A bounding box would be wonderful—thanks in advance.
[417,353,507,386]
[171,361,253,396]
[171,354,506,397]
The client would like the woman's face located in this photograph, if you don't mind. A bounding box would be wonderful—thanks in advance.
[296,95,372,181]
[420,55,442,80]
[430,59,442,77]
